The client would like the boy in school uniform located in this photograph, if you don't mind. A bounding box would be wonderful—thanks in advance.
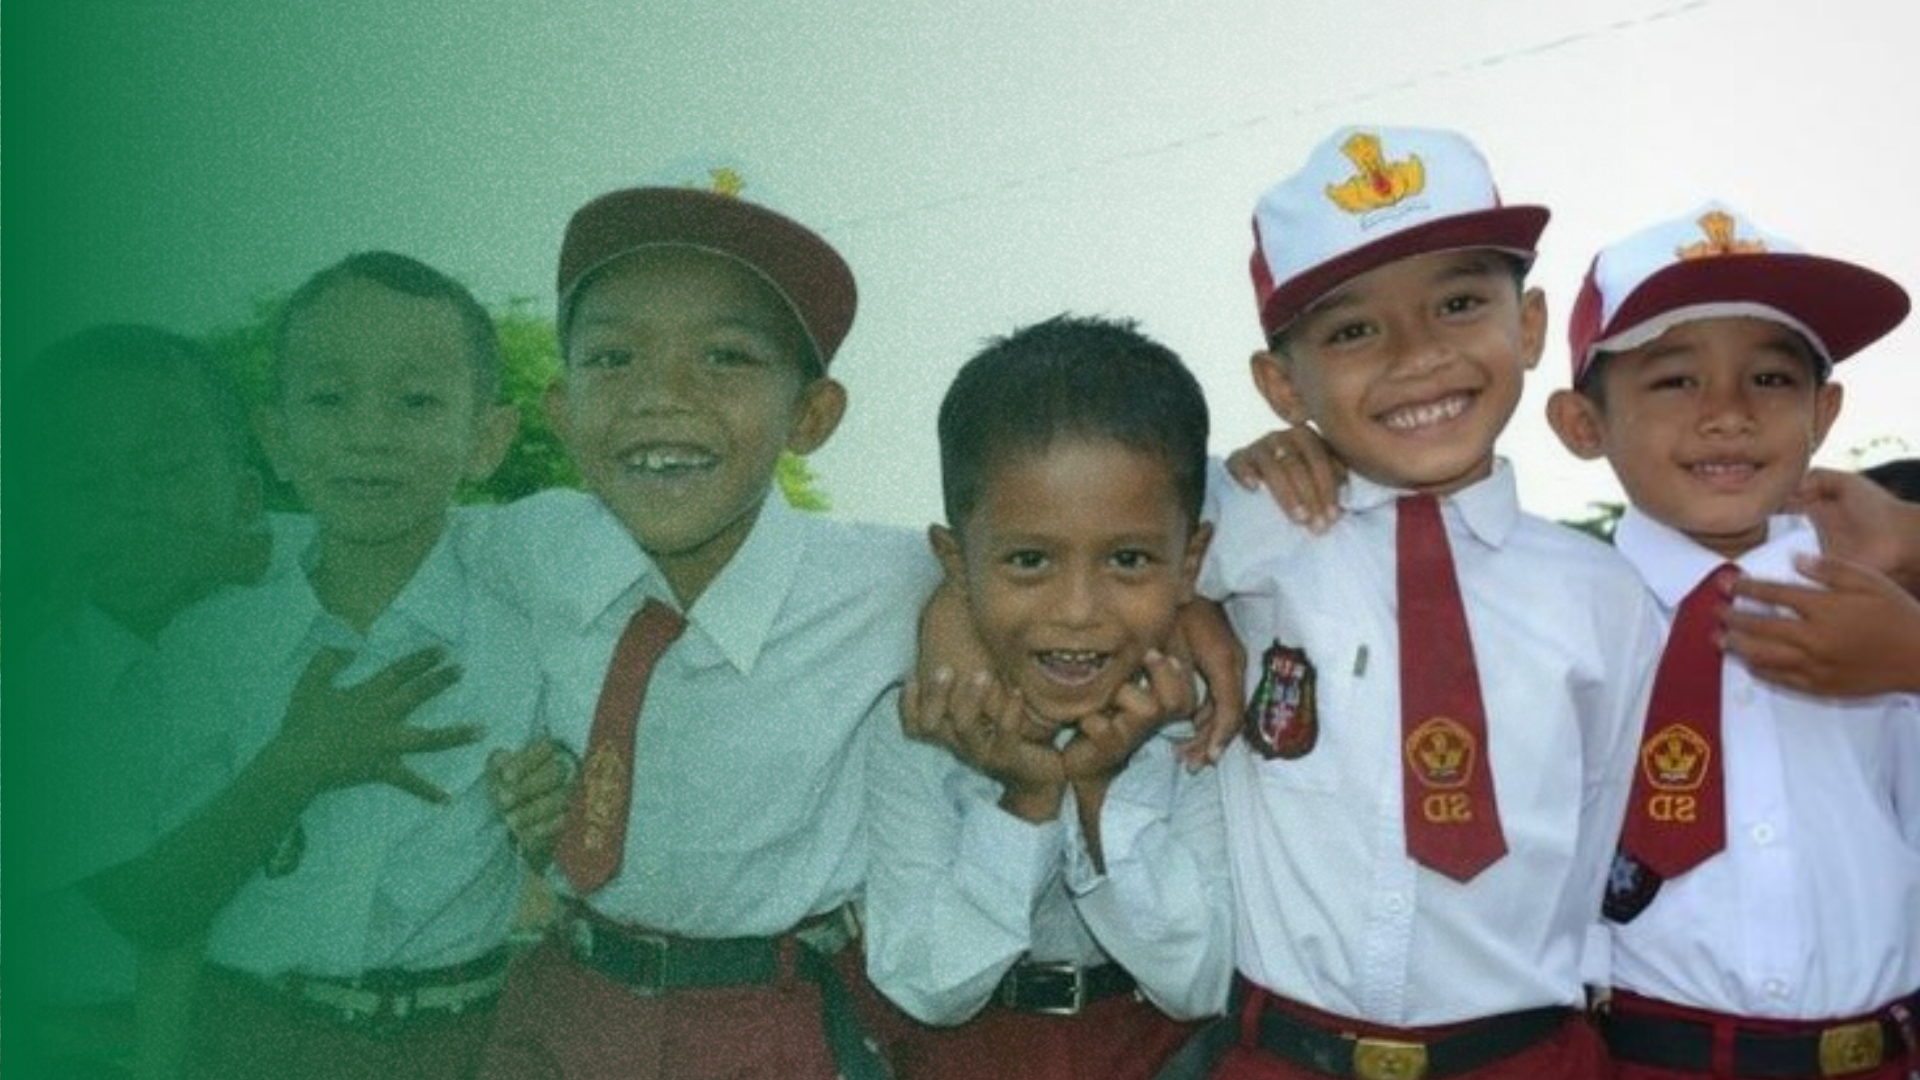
[1544,203,1920,1079]
[9,324,297,1079]
[115,251,539,1080]
[865,315,1214,1080]
[1083,125,1670,1079]
[475,186,938,1080]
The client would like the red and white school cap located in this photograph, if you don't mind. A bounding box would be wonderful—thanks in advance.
[1249,125,1548,338]
[1566,201,1909,386]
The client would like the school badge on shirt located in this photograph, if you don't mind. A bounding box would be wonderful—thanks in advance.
[1243,641,1318,759]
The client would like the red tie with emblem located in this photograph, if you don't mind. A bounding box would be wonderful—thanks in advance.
[1397,494,1506,882]
[1619,565,1733,880]
[557,598,686,894]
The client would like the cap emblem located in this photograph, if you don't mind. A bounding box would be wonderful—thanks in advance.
[1325,132,1426,214]
[1676,209,1767,261]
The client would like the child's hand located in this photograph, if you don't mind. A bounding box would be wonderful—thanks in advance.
[1062,650,1192,786]
[914,578,996,695]
[903,669,1067,822]
[266,646,475,805]
[1170,600,1244,770]
[1225,426,1346,534]
[1787,468,1920,592]
[1722,554,1920,696]
[487,738,574,868]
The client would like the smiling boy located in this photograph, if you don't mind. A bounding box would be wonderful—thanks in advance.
[96,252,542,1080]
[1085,126,1667,1080]
[1546,203,1920,1080]
[865,316,1213,1080]
[476,187,936,1080]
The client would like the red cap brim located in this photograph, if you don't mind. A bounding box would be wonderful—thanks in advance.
[1258,205,1549,337]
[1572,253,1909,383]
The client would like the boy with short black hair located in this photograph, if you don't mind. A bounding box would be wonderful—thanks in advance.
[476,186,937,1080]
[1085,125,1667,1080]
[116,250,541,1080]
[1545,203,1920,1079]
[866,314,1214,1080]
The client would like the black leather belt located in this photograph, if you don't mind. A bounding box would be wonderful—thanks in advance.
[1603,999,1917,1078]
[995,959,1138,1016]
[567,903,857,997]
[1237,985,1573,1080]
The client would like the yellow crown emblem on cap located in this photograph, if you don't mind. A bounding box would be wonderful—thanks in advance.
[1326,132,1425,214]
[1676,210,1767,260]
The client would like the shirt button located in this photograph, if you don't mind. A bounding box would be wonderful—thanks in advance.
[1764,978,1789,999]
[1750,823,1775,845]
[1384,895,1407,915]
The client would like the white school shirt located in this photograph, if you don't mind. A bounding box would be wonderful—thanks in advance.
[1084,459,1663,1026]
[474,489,937,938]
[1608,509,1920,1017]
[157,511,539,979]
[864,695,1211,1024]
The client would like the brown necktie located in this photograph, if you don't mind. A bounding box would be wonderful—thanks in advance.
[1619,565,1734,880]
[557,598,686,894]
[1397,494,1506,882]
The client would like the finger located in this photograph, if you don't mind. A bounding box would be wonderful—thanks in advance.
[905,669,956,743]
[376,664,463,723]
[384,765,453,805]
[1789,551,1897,596]
[1140,650,1195,715]
[355,646,451,696]
[1725,576,1822,620]
[394,722,484,755]
[1295,441,1344,532]
[948,670,995,729]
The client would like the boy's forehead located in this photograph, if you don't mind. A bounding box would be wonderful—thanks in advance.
[1300,249,1507,319]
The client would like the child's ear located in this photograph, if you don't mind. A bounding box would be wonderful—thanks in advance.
[1545,388,1608,460]
[928,523,967,585]
[1177,521,1213,604]
[1809,381,1844,452]
[1517,287,1548,371]
[464,404,522,483]
[787,377,847,456]
[543,382,571,444]
[1250,350,1309,424]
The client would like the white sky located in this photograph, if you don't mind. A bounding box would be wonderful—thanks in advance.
[13,0,1917,528]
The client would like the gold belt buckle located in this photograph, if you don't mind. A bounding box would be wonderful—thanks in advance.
[1816,1019,1884,1076]
[1352,1036,1429,1080]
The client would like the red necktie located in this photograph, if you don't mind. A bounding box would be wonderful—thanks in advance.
[1619,565,1733,880]
[1397,494,1506,882]
[557,598,686,894]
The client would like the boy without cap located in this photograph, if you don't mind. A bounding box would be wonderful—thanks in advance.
[865,315,1213,1080]
[1545,203,1920,1080]
[475,187,936,1080]
[1091,125,1666,1080]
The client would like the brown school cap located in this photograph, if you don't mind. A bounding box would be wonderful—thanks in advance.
[556,186,858,367]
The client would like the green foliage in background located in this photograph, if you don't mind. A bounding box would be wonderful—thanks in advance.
[202,295,829,512]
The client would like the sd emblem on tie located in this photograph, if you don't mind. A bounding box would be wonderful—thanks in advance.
[1243,641,1317,759]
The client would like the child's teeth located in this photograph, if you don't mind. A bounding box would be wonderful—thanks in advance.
[1383,394,1468,431]
[627,448,714,471]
